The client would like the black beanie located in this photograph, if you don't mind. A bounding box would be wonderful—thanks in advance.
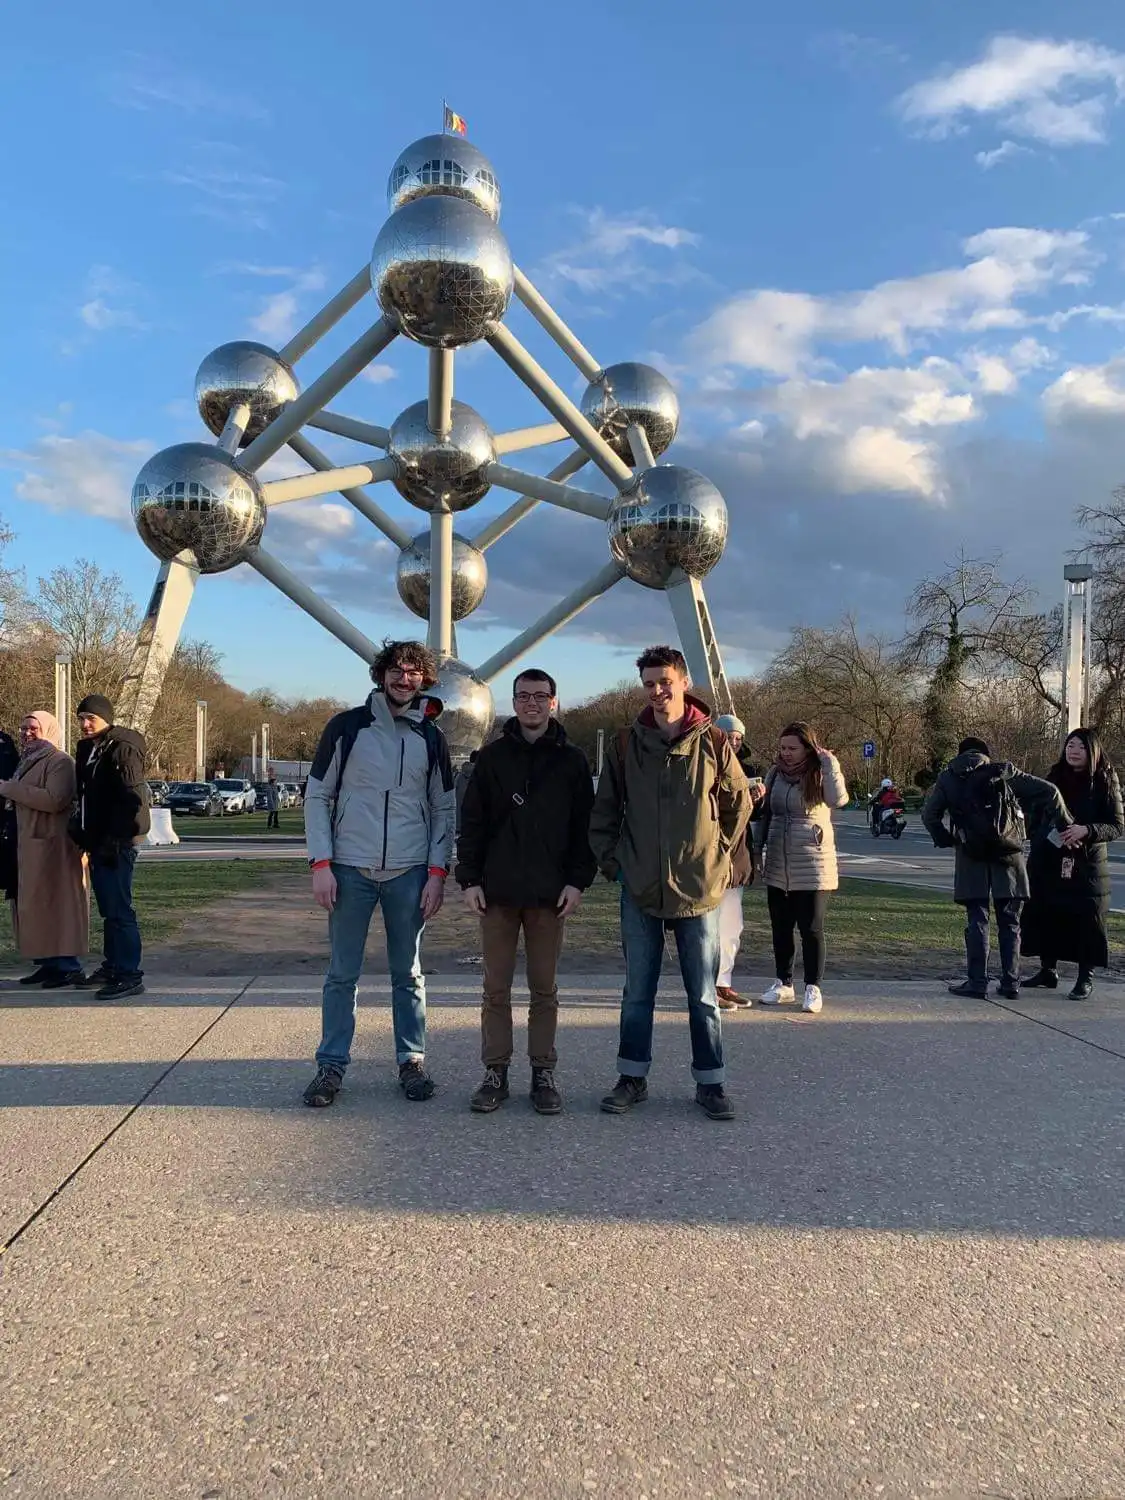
[77,694,114,724]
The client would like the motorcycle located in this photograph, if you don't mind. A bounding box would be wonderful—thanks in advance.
[871,802,906,840]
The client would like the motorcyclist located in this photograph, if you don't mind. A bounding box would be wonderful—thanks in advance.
[870,778,905,832]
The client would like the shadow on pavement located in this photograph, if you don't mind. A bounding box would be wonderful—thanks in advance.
[3,1005,1122,1240]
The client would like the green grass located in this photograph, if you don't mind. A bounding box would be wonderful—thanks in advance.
[172,809,306,837]
[0,860,291,966]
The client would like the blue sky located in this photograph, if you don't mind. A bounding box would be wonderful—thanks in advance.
[4,0,1125,704]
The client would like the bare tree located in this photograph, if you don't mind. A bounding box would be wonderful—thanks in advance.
[34,559,139,706]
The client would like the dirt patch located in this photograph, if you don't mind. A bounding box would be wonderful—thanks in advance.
[146,868,624,976]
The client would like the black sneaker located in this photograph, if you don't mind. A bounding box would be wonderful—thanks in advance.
[948,981,988,1000]
[18,966,52,986]
[40,970,81,990]
[303,1065,344,1107]
[470,1065,509,1113]
[399,1060,436,1101]
[530,1067,562,1116]
[1069,974,1094,1001]
[600,1076,648,1114]
[1024,969,1059,989]
[74,966,112,989]
[95,976,145,1001]
[696,1083,736,1121]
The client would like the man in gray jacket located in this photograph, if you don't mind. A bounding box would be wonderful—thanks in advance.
[922,737,1069,1000]
[301,640,455,1106]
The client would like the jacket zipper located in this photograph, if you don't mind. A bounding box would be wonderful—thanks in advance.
[381,790,390,869]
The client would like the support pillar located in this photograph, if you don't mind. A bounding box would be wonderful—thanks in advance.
[429,509,454,658]
[54,654,72,755]
[116,556,200,733]
[665,573,733,714]
[261,722,270,777]
[1062,563,1095,732]
[195,700,208,783]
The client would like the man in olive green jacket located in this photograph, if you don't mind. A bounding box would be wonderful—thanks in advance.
[590,645,751,1121]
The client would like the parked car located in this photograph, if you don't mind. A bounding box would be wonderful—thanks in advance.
[167,782,225,818]
[214,777,255,815]
[283,783,303,807]
[147,779,171,806]
[253,782,273,811]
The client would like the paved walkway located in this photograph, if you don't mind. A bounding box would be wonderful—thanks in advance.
[1,973,1122,1498]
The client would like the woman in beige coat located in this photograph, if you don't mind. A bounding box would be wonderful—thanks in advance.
[753,720,848,1014]
[0,711,89,987]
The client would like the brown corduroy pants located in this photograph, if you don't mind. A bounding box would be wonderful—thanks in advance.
[479,905,565,1069]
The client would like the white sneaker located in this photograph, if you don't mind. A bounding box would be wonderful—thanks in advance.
[760,980,795,1005]
[802,984,823,1014]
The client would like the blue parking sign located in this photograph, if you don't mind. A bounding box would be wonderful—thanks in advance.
[862,741,876,760]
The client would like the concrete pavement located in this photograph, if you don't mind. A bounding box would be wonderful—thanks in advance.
[1,973,1122,1498]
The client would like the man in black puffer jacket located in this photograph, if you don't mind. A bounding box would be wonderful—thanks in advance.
[70,694,150,1000]
[455,668,596,1116]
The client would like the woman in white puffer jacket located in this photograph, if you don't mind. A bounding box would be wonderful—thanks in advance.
[752,721,848,1014]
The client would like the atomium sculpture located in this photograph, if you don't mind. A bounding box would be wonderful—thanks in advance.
[118,129,735,761]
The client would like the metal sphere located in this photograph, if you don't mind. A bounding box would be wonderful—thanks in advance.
[388,400,496,513]
[396,531,488,621]
[387,134,501,223]
[581,362,680,461]
[195,341,299,447]
[423,657,494,762]
[131,442,265,575]
[607,465,728,591]
[371,195,513,349]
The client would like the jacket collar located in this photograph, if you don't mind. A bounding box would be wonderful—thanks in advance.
[367,687,424,732]
[636,694,711,743]
[501,716,565,748]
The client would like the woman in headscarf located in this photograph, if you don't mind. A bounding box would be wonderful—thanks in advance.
[1021,727,1124,1001]
[0,711,89,987]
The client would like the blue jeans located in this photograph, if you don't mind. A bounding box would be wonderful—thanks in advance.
[35,956,82,973]
[89,847,142,978]
[617,888,725,1085]
[317,863,428,1071]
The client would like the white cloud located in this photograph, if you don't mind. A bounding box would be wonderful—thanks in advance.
[1042,360,1125,420]
[359,364,398,385]
[899,35,1125,146]
[75,265,147,335]
[692,225,1094,374]
[108,56,268,121]
[1,431,152,522]
[975,139,1030,169]
[245,268,326,344]
[534,208,700,296]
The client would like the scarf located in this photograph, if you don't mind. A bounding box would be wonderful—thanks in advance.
[14,711,62,781]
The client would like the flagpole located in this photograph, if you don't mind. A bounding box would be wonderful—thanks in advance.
[441,97,447,135]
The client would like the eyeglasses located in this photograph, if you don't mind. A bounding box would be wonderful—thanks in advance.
[514,692,552,705]
[388,667,425,680]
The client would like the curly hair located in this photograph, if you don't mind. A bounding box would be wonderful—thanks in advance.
[370,639,438,690]
[636,644,688,678]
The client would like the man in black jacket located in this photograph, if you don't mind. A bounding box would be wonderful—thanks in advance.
[70,694,150,1000]
[455,668,596,1115]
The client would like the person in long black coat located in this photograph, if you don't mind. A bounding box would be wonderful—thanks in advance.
[1022,727,1124,1000]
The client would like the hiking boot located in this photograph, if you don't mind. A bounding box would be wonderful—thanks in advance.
[303,1065,344,1108]
[399,1060,436,1101]
[96,976,145,1001]
[716,987,740,1010]
[470,1066,509,1113]
[40,970,81,990]
[760,980,795,1005]
[996,983,1020,1000]
[1024,969,1058,989]
[73,966,112,989]
[696,1083,735,1121]
[1068,973,1094,1001]
[600,1076,648,1114]
[948,981,988,1000]
[530,1068,562,1115]
[802,984,824,1014]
